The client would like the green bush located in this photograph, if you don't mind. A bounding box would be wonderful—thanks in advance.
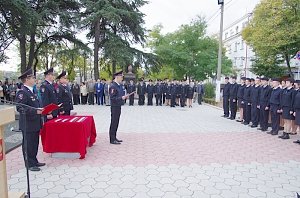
[204,82,215,99]
[203,98,218,106]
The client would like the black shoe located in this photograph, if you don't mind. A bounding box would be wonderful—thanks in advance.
[116,139,123,143]
[281,133,290,139]
[36,162,46,167]
[243,122,249,125]
[271,131,279,135]
[293,140,300,144]
[251,125,258,128]
[110,140,121,145]
[261,129,268,132]
[29,167,41,171]
[267,131,273,134]
[236,120,242,122]
[230,118,235,120]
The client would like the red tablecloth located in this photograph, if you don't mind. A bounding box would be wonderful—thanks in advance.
[41,116,97,159]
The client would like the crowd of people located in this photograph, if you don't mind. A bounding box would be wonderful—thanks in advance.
[222,76,300,144]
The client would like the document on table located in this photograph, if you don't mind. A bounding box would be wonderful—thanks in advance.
[77,117,87,122]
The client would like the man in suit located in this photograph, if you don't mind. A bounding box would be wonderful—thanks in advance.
[146,79,155,106]
[229,76,239,120]
[155,80,163,106]
[71,81,80,105]
[137,79,146,105]
[196,81,204,105]
[40,67,58,121]
[16,68,45,171]
[267,78,282,135]
[250,77,261,128]
[243,78,252,125]
[127,80,136,106]
[104,80,111,106]
[109,71,130,144]
[222,77,231,117]
[258,77,272,131]
[56,71,73,115]
[95,79,104,105]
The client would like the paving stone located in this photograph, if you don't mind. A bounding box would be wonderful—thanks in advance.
[104,185,122,193]
[120,181,135,189]
[65,182,82,190]
[147,188,165,197]
[163,192,181,198]
[248,189,266,197]
[133,185,150,193]
[275,188,295,197]
[48,185,66,194]
[81,178,96,185]
[220,190,239,198]
[204,186,221,195]
[118,189,136,197]
[59,189,77,198]
[215,182,231,190]
[76,185,94,193]
[31,189,48,198]
[176,187,193,196]
[161,183,177,192]
[159,177,174,184]
[132,192,151,198]
[192,191,211,198]
[38,182,55,190]
[146,181,162,188]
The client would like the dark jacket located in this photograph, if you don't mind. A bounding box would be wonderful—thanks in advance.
[16,86,42,132]
[40,80,58,117]
[229,83,238,100]
[137,83,146,95]
[259,85,272,106]
[269,87,282,106]
[57,84,73,112]
[250,85,260,104]
[223,82,231,97]
[109,81,124,107]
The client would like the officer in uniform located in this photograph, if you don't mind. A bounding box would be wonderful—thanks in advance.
[146,79,155,106]
[236,77,246,122]
[222,77,231,117]
[16,68,45,171]
[137,79,146,105]
[180,80,188,107]
[267,78,282,135]
[109,71,129,144]
[40,67,58,121]
[56,71,73,115]
[293,80,300,144]
[243,78,252,125]
[155,80,163,106]
[229,76,238,120]
[127,80,136,106]
[258,77,272,131]
[250,77,261,127]
[170,80,177,107]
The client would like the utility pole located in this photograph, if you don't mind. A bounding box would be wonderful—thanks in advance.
[215,0,224,102]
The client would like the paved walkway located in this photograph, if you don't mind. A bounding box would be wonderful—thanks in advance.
[5,103,300,198]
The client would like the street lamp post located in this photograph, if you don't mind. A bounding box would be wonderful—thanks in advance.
[215,0,224,102]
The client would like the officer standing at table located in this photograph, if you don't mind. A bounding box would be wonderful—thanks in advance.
[16,68,45,171]
[56,71,73,115]
[109,71,130,145]
[40,67,58,121]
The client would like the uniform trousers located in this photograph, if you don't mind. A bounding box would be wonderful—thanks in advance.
[109,106,121,142]
[223,96,229,117]
[156,94,162,106]
[244,103,252,124]
[251,103,260,126]
[229,99,237,119]
[171,94,176,107]
[270,104,280,132]
[147,94,153,105]
[129,95,134,106]
[138,95,145,105]
[259,104,269,130]
[22,131,39,167]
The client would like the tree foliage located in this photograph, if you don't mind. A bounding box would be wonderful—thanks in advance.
[242,0,300,77]
[148,18,232,80]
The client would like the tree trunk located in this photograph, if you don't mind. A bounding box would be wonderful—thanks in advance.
[83,55,87,82]
[284,52,293,77]
[112,60,117,75]
[27,32,36,69]
[19,35,27,73]
[94,19,100,80]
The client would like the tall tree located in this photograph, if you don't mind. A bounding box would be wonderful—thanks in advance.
[148,18,232,80]
[242,0,300,77]
[82,0,152,80]
[0,0,84,73]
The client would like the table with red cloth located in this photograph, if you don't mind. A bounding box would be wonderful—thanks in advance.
[41,115,97,159]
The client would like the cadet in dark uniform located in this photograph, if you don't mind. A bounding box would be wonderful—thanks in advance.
[170,81,177,107]
[278,78,296,139]
[187,81,195,108]
[137,79,146,105]
[56,71,73,115]
[250,77,261,127]
[165,81,171,106]
[162,79,167,104]
[127,80,136,106]
[242,78,252,125]
[229,76,238,120]
[180,80,188,107]
[109,71,130,145]
[175,81,181,106]
[40,68,58,121]
[258,77,272,132]
[293,80,300,144]
[237,77,246,122]
[146,79,155,106]
[222,77,230,117]
[155,80,163,106]
[16,68,45,171]
[267,78,282,135]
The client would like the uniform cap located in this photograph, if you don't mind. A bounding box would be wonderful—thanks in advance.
[295,80,300,84]
[260,77,269,81]
[246,78,251,81]
[241,77,246,80]
[113,71,123,78]
[18,68,34,80]
[225,77,229,80]
[231,76,237,79]
[285,78,294,83]
[56,71,67,79]
[44,67,54,75]
[272,78,281,82]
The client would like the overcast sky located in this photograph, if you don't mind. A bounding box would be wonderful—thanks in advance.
[0,0,261,72]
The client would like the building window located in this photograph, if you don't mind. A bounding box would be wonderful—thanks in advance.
[236,26,239,34]
[234,42,238,52]
[228,45,232,54]
[225,32,228,39]
[240,58,244,67]
[240,40,244,50]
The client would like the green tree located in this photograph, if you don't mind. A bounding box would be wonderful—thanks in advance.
[242,0,300,77]
[148,18,232,80]
[251,56,285,78]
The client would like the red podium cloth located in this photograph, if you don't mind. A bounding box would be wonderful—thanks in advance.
[41,116,97,159]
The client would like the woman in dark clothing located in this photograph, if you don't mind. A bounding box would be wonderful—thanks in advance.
[165,82,171,106]
[187,81,195,108]
[279,78,296,139]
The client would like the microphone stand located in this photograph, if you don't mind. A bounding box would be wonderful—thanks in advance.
[1,98,37,198]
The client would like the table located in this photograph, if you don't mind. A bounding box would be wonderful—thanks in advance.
[41,116,97,159]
